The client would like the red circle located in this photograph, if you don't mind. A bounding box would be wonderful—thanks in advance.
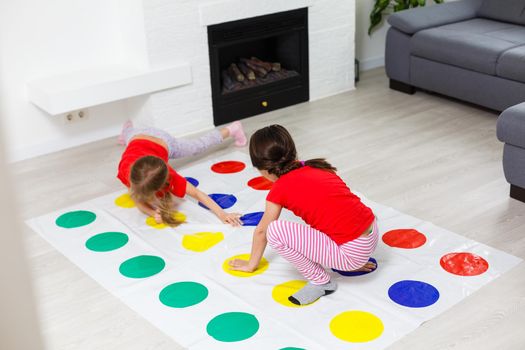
[440,252,489,276]
[211,161,246,174]
[382,229,427,249]
[247,176,273,190]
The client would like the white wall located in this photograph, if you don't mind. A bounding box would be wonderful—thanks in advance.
[355,0,449,72]
[0,89,44,348]
[355,0,389,71]
[0,0,133,162]
[0,0,356,162]
[309,0,356,100]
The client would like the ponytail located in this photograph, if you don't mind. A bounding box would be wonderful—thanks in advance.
[269,158,337,176]
[157,192,184,227]
[303,158,337,173]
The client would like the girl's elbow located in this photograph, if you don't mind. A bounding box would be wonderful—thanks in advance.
[254,228,267,239]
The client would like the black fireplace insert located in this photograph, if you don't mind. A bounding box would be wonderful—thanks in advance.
[208,8,309,125]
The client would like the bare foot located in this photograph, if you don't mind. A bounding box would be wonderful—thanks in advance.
[353,261,377,272]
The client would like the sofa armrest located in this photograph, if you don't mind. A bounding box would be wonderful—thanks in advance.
[387,0,483,35]
[497,102,525,149]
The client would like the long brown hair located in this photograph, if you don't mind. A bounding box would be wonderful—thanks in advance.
[129,155,184,226]
[249,124,336,177]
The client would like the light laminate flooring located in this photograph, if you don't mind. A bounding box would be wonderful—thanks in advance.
[13,68,525,350]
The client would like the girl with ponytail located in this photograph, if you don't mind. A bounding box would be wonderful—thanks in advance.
[117,121,246,227]
[229,124,378,305]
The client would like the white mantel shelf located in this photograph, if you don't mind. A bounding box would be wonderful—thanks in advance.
[27,64,192,115]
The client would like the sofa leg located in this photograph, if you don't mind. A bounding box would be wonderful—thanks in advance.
[390,79,415,95]
[510,184,525,203]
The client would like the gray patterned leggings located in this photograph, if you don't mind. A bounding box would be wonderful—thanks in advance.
[123,126,223,159]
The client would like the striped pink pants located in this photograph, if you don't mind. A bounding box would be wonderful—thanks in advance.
[266,219,379,285]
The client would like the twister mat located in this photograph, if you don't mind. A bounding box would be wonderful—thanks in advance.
[27,152,522,349]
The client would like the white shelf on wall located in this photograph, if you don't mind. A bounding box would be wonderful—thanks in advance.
[27,64,192,115]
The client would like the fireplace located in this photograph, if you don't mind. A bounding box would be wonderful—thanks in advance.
[208,8,309,125]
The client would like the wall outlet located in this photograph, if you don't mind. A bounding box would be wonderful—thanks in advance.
[63,109,89,123]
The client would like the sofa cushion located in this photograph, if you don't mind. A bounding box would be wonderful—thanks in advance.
[497,46,525,83]
[478,0,525,26]
[411,19,524,75]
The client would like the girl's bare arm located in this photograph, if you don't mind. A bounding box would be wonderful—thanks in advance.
[229,200,282,272]
[185,182,242,226]
[135,199,158,218]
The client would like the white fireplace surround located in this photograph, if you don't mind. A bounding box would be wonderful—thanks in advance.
[140,0,356,135]
[199,0,315,25]
[9,0,355,161]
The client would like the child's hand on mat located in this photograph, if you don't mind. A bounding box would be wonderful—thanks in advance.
[228,259,256,273]
[220,212,243,227]
[154,210,163,224]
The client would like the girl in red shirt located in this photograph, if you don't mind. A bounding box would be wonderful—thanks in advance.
[229,124,378,305]
[117,121,246,226]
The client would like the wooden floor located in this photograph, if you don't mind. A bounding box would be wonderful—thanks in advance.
[14,68,525,349]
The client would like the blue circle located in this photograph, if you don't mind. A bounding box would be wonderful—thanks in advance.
[332,257,378,277]
[185,177,199,187]
[240,212,264,226]
[388,280,440,308]
[199,193,237,210]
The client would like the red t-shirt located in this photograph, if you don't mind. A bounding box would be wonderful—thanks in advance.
[266,166,374,245]
[117,139,187,198]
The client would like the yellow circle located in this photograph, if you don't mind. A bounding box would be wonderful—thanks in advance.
[272,280,316,308]
[115,193,135,208]
[145,211,187,229]
[146,216,168,229]
[182,232,224,252]
[222,254,269,277]
[172,211,186,223]
[330,310,384,343]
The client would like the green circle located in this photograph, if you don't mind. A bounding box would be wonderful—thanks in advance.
[85,232,129,252]
[159,282,208,308]
[206,312,259,342]
[56,210,96,228]
[119,255,165,278]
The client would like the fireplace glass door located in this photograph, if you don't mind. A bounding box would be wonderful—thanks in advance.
[208,8,309,125]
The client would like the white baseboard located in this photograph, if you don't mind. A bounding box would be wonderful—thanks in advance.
[311,86,356,102]
[9,82,365,162]
[8,126,122,163]
[359,56,385,72]
[8,120,216,163]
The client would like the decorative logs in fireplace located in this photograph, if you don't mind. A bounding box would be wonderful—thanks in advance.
[221,57,298,94]
[208,8,309,125]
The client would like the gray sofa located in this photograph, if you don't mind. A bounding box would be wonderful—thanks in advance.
[497,103,525,202]
[385,0,525,112]
[386,0,525,202]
